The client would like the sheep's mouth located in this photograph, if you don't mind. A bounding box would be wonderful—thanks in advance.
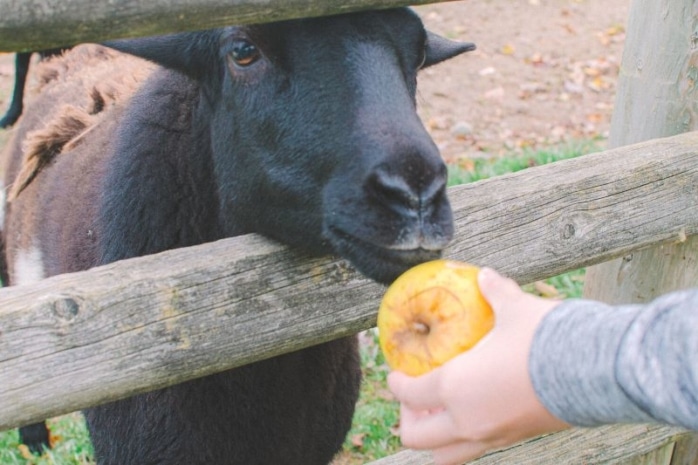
[325,226,443,284]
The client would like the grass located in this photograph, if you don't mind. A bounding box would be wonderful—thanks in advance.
[0,415,93,465]
[0,140,596,464]
[335,330,402,464]
[446,139,601,186]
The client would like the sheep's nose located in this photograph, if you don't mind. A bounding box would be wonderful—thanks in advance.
[368,165,444,210]
[367,163,453,250]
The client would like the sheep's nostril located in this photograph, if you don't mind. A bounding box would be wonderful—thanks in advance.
[368,164,448,213]
[368,168,419,211]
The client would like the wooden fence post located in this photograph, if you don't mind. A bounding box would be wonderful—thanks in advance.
[583,0,698,463]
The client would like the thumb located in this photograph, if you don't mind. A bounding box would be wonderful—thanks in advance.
[477,267,524,310]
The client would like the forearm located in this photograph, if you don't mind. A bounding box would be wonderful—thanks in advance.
[529,289,698,430]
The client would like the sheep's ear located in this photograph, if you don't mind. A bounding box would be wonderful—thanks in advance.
[423,31,476,68]
[103,31,218,79]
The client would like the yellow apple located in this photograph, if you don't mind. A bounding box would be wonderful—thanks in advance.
[378,260,494,376]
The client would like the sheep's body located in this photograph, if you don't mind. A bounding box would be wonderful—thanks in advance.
[1,9,473,464]
[0,49,66,129]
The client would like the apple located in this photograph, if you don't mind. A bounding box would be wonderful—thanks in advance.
[378,260,494,376]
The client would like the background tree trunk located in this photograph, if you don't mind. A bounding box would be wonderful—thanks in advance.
[583,1,698,463]
[584,0,698,303]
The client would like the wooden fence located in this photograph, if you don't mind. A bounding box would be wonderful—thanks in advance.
[0,0,458,51]
[2,132,697,462]
[1,0,698,464]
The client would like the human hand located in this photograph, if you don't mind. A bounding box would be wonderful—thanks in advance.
[387,267,570,465]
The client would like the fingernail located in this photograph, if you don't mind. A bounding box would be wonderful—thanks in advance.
[479,267,496,284]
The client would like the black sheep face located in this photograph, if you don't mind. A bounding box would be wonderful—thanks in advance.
[106,8,475,284]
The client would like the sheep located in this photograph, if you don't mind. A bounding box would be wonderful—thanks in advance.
[1,8,474,464]
[0,49,65,128]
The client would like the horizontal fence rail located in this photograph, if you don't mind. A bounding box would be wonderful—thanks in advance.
[368,424,692,464]
[1,131,698,431]
[0,0,457,52]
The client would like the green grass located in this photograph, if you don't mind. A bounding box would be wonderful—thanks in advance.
[337,330,402,463]
[0,415,93,465]
[0,140,597,465]
[447,139,601,186]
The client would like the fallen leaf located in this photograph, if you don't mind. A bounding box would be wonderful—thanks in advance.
[561,23,577,35]
[484,86,505,100]
[49,432,63,448]
[427,117,450,131]
[534,281,560,298]
[526,53,545,66]
[456,158,476,172]
[516,138,535,150]
[501,44,516,55]
[551,125,568,139]
[451,121,473,139]
[18,444,33,460]
[596,26,625,47]
[586,112,604,123]
[351,433,366,448]
[583,66,602,77]
[596,31,611,46]
[606,24,625,36]
[587,76,606,92]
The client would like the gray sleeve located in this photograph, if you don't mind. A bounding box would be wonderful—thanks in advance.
[529,289,698,429]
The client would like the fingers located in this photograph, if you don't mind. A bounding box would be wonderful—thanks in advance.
[398,404,500,464]
[398,403,457,450]
[389,372,459,450]
[387,371,442,411]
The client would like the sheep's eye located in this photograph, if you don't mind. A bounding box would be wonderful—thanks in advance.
[229,40,260,67]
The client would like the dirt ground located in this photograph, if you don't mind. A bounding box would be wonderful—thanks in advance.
[0,0,628,163]
[415,0,629,163]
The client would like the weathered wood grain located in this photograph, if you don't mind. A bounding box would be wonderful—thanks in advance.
[448,130,698,283]
[367,425,690,465]
[1,131,698,431]
[0,0,457,52]
[367,450,432,465]
[668,433,698,464]
[584,0,698,305]
[0,236,384,430]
